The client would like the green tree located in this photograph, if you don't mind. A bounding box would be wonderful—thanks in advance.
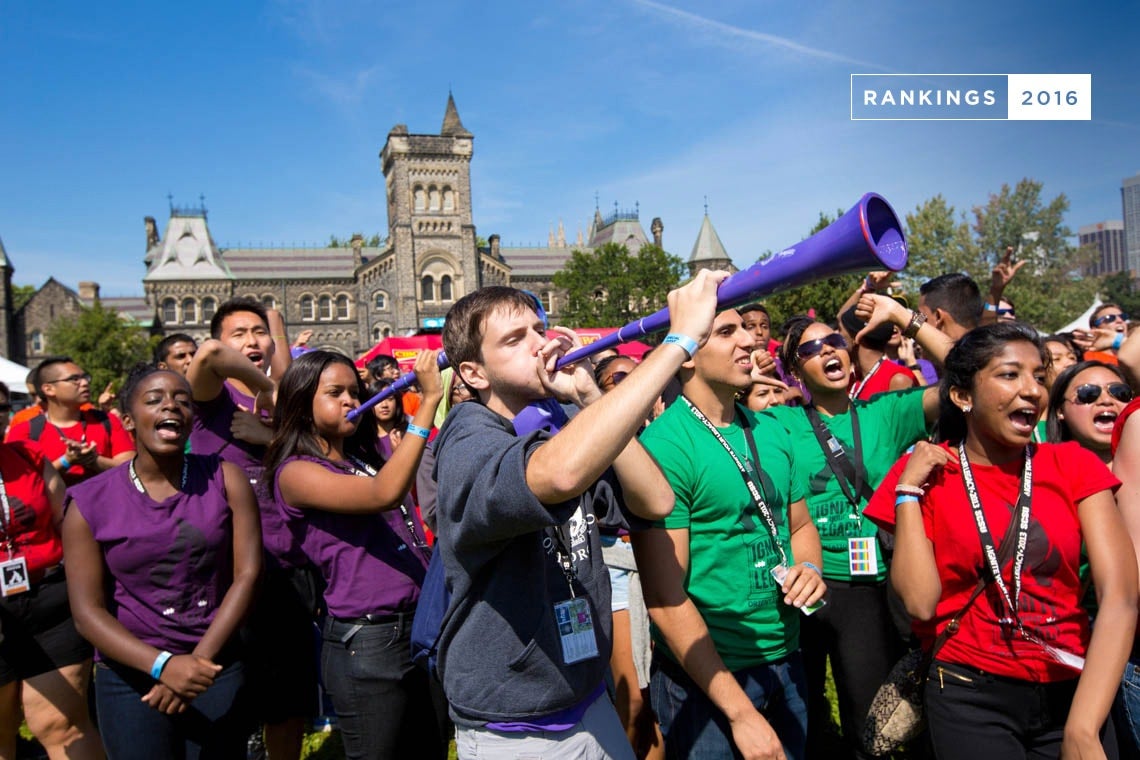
[328,233,383,247]
[900,195,981,290]
[1099,271,1140,317]
[10,284,36,312]
[46,301,156,392]
[553,242,686,328]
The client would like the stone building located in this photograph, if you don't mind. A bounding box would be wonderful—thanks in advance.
[2,95,736,362]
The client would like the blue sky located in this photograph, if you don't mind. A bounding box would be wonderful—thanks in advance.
[2,0,1137,296]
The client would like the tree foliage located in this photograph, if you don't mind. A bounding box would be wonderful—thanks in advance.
[11,284,36,312]
[46,301,156,392]
[553,242,686,328]
[1100,272,1140,317]
[328,233,383,248]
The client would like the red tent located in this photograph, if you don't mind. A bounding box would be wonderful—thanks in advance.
[355,328,651,373]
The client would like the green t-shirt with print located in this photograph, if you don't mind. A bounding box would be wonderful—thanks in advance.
[765,388,930,582]
[641,401,805,672]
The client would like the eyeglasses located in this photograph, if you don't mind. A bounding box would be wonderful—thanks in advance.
[795,333,848,361]
[1070,382,1133,405]
[601,371,629,389]
[996,308,1015,317]
[1092,312,1128,328]
[45,373,92,385]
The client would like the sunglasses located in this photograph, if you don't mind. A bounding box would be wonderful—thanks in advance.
[1092,312,1128,328]
[996,307,1015,317]
[796,333,848,361]
[601,371,629,389]
[1070,382,1133,405]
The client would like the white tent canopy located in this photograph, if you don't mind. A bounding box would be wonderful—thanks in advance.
[1055,298,1104,335]
[0,355,32,394]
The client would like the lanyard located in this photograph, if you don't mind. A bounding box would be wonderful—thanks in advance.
[804,404,871,509]
[848,357,885,400]
[682,397,788,567]
[345,456,429,552]
[958,442,1033,638]
[51,417,87,444]
[0,470,16,559]
[128,458,188,494]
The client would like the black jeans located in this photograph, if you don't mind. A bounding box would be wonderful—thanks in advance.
[926,660,1117,760]
[321,615,450,760]
[801,579,900,760]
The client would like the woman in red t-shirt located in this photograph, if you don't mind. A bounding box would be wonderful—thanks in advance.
[0,381,104,758]
[865,322,1136,759]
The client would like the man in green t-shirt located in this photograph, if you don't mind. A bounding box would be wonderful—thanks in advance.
[636,309,825,760]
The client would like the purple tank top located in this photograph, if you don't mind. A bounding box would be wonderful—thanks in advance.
[191,382,303,568]
[67,455,233,656]
[274,455,429,619]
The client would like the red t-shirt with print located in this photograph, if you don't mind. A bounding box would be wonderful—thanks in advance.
[865,441,1118,682]
[6,410,134,485]
[0,441,63,573]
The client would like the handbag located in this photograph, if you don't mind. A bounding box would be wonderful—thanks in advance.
[862,490,1022,756]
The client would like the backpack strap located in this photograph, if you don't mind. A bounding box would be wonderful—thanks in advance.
[27,413,46,441]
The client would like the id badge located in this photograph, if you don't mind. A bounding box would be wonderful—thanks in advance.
[848,537,879,576]
[1043,643,1085,673]
[770,564,826,616]
[553,598,600,665]
[0,556,30,597]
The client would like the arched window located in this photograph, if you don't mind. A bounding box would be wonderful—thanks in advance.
[301,296,315,321]
[541,291,553,313]
[428,186,441,211]
[440,275,453,302]
[443,187,455,211]
[161,298,177,324]
[318,296,332,320]
[372,326,383,341]
[30,330,43,354]
[335,295,350,320]
[182,298,198,324]
[421,275,435,302]
[201,297,217,323]
[414,186,426,211]
[373,292,388,311]
[383,326,391,338]
[261,295,277,311]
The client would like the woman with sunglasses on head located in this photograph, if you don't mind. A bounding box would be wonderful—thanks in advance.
[864,322,1135,759]
[0,381,105,759]
[62,364,262,759]
[766,294,950,759]
[264,350,448,760]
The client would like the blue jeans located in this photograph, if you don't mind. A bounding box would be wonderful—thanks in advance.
[651,650,808,760]
[1113,657,1140,756]
[95,659,251,760]
[321,616,450,760]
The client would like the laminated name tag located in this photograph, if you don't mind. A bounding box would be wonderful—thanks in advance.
[0,557,30,597]
[554,598,600,664]
[848,537,879,576]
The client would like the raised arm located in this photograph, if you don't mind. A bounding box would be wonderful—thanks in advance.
[267,309,292,381]
[187,339,275,404]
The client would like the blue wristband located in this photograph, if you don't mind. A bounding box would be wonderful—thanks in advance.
[984,302,998,312]
[801,561,822,577]
[406,423,430,440]
[58,456,70,471]
[1113,333,1125,351]
[895,494,920,507]
[150,650,173,680]
[663,333,699,359]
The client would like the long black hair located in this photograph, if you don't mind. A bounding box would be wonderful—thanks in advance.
[935,321,1045,444]
[264,351,379,484]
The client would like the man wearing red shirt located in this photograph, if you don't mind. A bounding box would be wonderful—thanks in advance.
[6,357,134,484]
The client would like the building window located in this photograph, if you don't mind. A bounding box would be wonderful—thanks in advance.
[421,275,435,302]
[335,295,350,320]
[443,187,455,211]
[440,275,453,302]
[373,291,388,310]
[318,296,332,320]
[161,298,177,324]
[414,186,426,211]
[182,298,198,324]
[30,331,43,354]
[201,297,217,323]
[372,326,382,341]
[541,291,553,313]
[261,295,277,311]
[301,296,315,321]
[429,186,441,211]
[383,326,391,338]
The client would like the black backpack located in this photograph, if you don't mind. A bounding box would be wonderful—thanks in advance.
[27,410,113,442]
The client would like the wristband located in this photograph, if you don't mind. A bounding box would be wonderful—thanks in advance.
[1113,333,1125,351]
[801,561,822,577]
[150,650,173,680]
[895,494,920,507]
[406,423,431,440]
[58,456,71,471]
[663,333,700,359]
[902,310,926,340]
[907,364,921,371]
[895,484,925,497]
[984,302,998,312]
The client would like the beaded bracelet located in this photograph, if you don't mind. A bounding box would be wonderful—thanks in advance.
[406,423,431,440]
[894,484,924,497]
[662,333,699,359]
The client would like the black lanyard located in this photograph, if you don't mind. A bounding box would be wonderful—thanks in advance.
[683,397,788,568]
[345,456,429,552]
[804,404,872,508]
[958,443,1033,638]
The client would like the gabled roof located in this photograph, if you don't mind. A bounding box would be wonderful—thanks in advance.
[0,235,9,268]
[144,214,233,281]
[689,214,730,263]
[501,246,576,278]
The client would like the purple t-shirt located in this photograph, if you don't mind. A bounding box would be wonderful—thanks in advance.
[67,455,233,656]
[191,382,303,568]
[274,455,429,619]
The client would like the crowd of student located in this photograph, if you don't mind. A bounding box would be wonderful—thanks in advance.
[2,255,1140,760]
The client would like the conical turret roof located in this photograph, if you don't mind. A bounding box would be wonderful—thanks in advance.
[441,93,472,137]
[689,214,730,264]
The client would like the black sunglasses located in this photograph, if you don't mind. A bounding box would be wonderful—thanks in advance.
[1092,312,1129,327]
[1071,382,1133,405]
[996,307,1015,317]
[601,371,629,388]
[796,333,848,361]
